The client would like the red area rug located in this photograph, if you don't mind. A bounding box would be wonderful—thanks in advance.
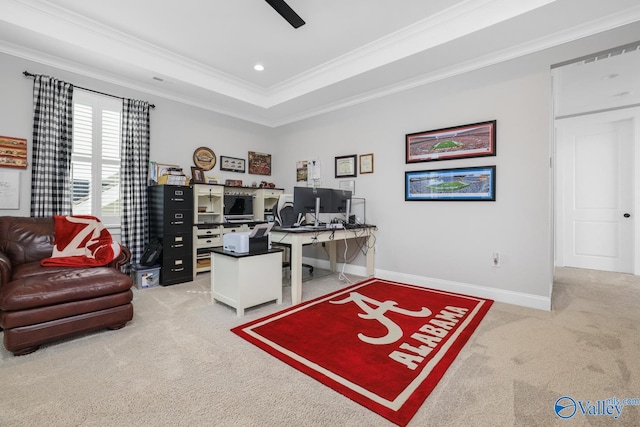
[232,278,493,426]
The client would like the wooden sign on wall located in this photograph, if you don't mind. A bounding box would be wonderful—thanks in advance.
[0,136,27,169]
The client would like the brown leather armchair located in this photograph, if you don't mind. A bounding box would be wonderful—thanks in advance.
[0,216,134,355]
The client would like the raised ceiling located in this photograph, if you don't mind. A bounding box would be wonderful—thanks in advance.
[1,0,640,126]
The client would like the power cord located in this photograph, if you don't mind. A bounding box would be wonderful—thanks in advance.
[338,231,352,284]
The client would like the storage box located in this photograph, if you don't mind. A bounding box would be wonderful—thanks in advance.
[131,264,160,289]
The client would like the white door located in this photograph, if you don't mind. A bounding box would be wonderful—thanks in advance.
[556,114,634,273]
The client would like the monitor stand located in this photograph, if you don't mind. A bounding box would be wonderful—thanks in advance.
[314,196,321,227]
[345,198,351,224]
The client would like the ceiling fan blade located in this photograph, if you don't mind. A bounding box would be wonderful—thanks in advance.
[265,0,305,29]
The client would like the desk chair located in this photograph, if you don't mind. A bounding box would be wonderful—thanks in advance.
[273,196,314,275]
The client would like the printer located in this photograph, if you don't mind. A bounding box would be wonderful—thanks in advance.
[223,223,273,253]
[223,231,251,253]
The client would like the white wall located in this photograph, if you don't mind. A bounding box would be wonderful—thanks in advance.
[0,53,34,217]
[272,61,554,310]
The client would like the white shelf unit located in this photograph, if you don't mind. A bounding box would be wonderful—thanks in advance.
[192,186,284,276]
[193,183,225,276]
[254,188,283,221]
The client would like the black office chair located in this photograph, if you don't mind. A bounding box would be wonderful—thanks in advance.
[273,198,314,275]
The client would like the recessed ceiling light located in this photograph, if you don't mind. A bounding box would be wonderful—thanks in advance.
[254,64,265,71]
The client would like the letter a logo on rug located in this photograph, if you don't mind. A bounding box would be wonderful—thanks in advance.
[232,278,493,426]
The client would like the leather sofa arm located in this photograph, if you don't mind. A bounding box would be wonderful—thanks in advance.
[108,245,131,271]
[0,251,12,287]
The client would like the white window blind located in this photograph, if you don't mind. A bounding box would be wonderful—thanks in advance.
[71,90,122,225]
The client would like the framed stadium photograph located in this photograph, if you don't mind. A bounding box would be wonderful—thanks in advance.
[405,120,496,163]
[405,166,496,201]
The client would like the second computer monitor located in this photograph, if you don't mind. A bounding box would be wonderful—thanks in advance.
[293,187,352,225]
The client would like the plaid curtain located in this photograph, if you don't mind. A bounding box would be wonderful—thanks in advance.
[121,99,150,270]
[30,75,74,217]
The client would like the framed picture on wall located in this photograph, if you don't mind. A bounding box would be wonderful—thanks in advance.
[360,153,374,174]
[220,156,246,173]
[0,135,28,169]
[406,120,496,163]
[405,166,496,201]
[248,151,271,176]
[335,154,357,178]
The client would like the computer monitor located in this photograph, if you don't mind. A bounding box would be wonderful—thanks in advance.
[332,189,352,223]
[293,187,332,226]
[223,194,254,220]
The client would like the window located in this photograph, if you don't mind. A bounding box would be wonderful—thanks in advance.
[71,90,122,226]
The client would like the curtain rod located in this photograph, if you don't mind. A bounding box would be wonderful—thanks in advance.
[23,71,156,109]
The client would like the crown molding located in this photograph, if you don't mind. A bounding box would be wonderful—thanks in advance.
[270,5,640,126]
[5,0,557,109]
[4,0,270,105]
[264,0,559,106]
[3,0,640,127]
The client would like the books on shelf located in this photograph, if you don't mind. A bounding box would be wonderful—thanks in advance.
[158,174,189,185]
[149,161,189,185]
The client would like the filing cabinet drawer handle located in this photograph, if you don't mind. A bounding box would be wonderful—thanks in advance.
[172,267,185,272]
[171,221,184,225]
[172,243,184,248]
[171,198,184,202]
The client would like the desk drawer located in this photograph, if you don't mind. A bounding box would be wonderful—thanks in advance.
[196,226,222,237]
[197,235,222,248]
[261,189,282,198]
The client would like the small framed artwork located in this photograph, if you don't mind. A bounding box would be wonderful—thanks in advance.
[339,179,355,196]
[406,120,496,163]
[220,156,246,173]
[335,154,357,178]
[405,166,496,201]
[360,153,374,174]
[0,170,20,208]
[193,147,216,170]
[0,135,28,169]
[296,160,308,182]
[191,167,205,183]
[248,151,271,176]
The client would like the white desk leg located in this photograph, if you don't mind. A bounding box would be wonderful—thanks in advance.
[328,240,337,272]
[290,240,303,305]
[366,232,375,277]
[210,253,216,303]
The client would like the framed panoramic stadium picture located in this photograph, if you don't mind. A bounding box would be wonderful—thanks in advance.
[405,120,496,163]
[405,166,496,201]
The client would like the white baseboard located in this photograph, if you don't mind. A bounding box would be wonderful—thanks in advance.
[303,258,551,311]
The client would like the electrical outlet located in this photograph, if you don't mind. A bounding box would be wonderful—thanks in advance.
[492,252,500,267]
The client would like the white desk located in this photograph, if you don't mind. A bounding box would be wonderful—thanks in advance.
[270,226,376,305]
[210,248,283,316]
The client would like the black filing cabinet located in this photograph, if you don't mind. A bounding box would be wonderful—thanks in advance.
[148,185,193,285]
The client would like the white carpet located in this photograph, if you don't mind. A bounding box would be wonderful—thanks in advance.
[1,268,639,426]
